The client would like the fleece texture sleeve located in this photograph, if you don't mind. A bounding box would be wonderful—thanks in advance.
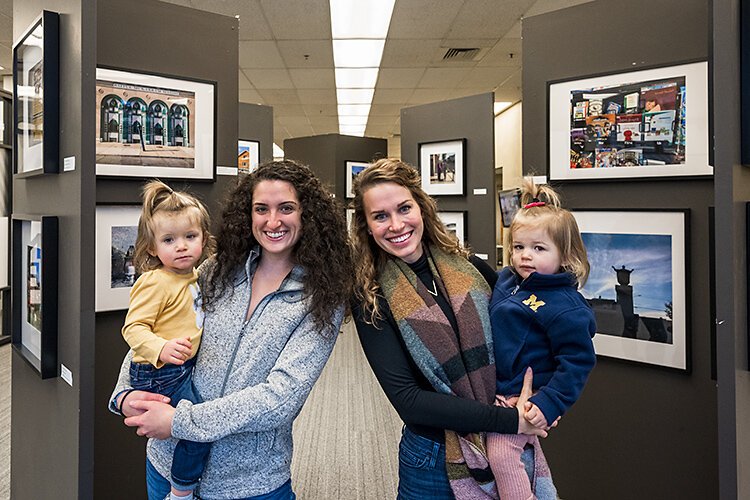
[354,300,518,435]
[170,307,343,443]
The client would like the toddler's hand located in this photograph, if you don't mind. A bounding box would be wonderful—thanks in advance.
[158,337,192,365]
[524,403,549,429]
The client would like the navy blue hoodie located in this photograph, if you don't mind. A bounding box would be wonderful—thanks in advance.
[489,267,596,423]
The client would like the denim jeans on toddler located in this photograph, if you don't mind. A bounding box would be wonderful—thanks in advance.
[130,357,211,492]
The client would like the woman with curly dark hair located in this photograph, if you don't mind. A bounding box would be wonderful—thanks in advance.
[110,160,352,500]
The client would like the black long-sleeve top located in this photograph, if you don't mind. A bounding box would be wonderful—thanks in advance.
[353,254,519,443]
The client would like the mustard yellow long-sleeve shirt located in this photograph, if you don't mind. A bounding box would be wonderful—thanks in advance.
[122,268,203,367]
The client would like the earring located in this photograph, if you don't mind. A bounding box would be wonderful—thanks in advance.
[367,229,372,235]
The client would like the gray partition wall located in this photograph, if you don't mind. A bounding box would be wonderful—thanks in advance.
[240,102,274,165]
[11,0,96,498]
[522,1,716,498]
[284,134,387,198]
[92,1,240,498]
[401,93,497,264]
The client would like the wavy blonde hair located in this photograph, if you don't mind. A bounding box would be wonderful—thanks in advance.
[506,178,589,285]
[351,158,468,324]
[134,180,215,273]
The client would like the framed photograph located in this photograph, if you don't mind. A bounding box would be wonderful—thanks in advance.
[238,139,260,174]
[573,209,689,371]
[346,161,368,198]
[498,188,521,227]
[95,67,216,180]
[549,61,710,181]
[95,205,141,312]
[11,214,58,378]
[13,11,59,177]
[437,211,467,246]
[418,139,466,195]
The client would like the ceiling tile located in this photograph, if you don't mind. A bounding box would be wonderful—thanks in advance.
[239,41,286,68]
[376,68,426,89]
[311,122,339,135]
[364,127,390,139]
[381,39,444,68]
[524,0,594,18]
[278,40,334,68]
[297,89,337,104]
[446,0,536,40]
[408,89,451,105]
[239,88,264,104]
[477,38,523,67]
[243,69,294,89]
[239,70,254,90]
[273,104,306,116]
[387,0,463,39]
[494,69,522,101]
[372,89,414,105]
[367,115,399,126]
[278,115,310,126]
[418,68,471,89]
[283,123,316,138]
[260,0,330,39]
[187,0,273,40]
[303,104,337,116]
[506,20,522,38]
[257,89,301,105]
[369,104,404,116]
[289,68,335,89]
[458,67,516,88]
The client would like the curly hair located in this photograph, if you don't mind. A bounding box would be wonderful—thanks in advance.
[350,158,467,324]
[134,180,215,273]
[507,177,590,286]
[203,159,353,331]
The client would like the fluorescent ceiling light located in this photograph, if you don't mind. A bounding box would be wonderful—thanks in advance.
[339,124,367,136]
[337,104,371,116]
[333,40,386,68]
[494,102,513,115]
[337,88,375,104]
[330,0,396,39]
[335,68,379,89]
[338,116,368,126]
[273,143,284,159]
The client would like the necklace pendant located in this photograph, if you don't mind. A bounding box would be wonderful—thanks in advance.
[427,279,438,296]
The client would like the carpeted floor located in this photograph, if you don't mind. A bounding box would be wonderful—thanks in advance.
[0,343,10,500]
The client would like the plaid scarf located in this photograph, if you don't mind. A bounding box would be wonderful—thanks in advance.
[379,245,499,499]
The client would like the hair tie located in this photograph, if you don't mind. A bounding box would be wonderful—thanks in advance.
[524,201,546,209]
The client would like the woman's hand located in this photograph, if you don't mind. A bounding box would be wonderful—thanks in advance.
[516,367,548,438]
[124,399,176,440]
[117,390,170,418]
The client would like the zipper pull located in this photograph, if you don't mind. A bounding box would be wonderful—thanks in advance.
[511,284,520,295]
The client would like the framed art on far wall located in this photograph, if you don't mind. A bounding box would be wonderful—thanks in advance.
[418,139,466,195]
[437,211,467,246]
[13,10,60,177]
[95,205,141,312]
[95,67,216,180]
[11,214,58,379]
[573,209,690,372]
[238,139,259,174]
[549,61,710,181]
[346,161,368,198]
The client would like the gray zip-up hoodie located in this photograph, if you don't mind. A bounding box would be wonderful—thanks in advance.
[110,249,342,498]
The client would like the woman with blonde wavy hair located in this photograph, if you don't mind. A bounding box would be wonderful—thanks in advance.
[350,158,545,499]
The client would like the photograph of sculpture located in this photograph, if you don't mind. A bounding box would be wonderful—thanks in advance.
[549,61,710,180]
[95,67,215,180]
[418,139,466,195]
[437,211,466,245]
[96,205,142,311]
[573,209,689,371]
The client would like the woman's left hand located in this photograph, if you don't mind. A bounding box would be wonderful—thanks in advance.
[123,400,175,440]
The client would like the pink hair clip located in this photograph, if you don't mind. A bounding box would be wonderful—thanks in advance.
[523,201,546,209]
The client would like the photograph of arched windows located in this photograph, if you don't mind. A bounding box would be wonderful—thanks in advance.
[95,67,215,180]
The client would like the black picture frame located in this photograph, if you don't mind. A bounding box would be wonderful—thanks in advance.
[11,214,58,379]
[418,138,467,196]
[12,10,60,177]
[572,208,691,372]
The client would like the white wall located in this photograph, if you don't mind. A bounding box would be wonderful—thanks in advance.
[494,102,522,260]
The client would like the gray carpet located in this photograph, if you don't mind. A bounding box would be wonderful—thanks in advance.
[1,343,10,500]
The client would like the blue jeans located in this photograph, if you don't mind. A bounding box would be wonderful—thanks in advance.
[397,427,536,500]
[146,459,296,500]
[131,358,211,491]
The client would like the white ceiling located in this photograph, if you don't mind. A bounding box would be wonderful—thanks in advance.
[1,0,593,156]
